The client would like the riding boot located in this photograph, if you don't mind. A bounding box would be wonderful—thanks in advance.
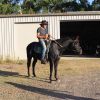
[41,59,46,64]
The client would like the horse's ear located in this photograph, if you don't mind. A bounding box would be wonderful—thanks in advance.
[75,36,80,40]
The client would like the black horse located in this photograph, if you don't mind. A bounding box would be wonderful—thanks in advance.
[26,37,82,83]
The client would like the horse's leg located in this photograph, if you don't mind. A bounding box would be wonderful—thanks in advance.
[49,60,53,83]
[54,57,60,81]
[27,57,32,77]
[32,59,37,77]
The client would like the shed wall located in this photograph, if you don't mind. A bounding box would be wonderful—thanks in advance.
[0,13,100,59]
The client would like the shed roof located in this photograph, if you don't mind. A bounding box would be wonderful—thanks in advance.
[0,11,100,18]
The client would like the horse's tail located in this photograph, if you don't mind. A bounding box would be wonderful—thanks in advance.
[26,45,31,58]
[26,44,32,68]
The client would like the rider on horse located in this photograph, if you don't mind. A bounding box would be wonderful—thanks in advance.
[37,20,49,64]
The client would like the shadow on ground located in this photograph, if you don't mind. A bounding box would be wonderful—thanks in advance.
[6,82,96,100]
[0,70,29,78]
[0,70,50,83]
[0,70,19,77]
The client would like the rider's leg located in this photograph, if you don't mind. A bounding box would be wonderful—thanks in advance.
[39,39,46,60]
[46,40,51,53]
[45,40,51,60]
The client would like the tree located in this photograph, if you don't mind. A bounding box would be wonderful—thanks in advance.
[79,0,91,11]
[92,0,100,10]
[22,0,67,13]
[19,0,100,13]
[60,0,80,12]
[22,0,39,14]
[0,0,21,14]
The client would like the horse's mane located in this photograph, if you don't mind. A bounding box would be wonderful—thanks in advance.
[56,37,72,41]
[50,37,73,54]
[55,37,73,44]
[49,37,73,50]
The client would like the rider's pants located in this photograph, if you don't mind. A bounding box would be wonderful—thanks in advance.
[39,39,46,60]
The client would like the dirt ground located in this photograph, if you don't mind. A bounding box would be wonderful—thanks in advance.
[0,58,100,100]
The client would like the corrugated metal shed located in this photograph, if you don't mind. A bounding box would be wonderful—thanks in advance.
[0,11,100,60]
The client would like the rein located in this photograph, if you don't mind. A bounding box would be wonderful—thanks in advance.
[49,35,63,47]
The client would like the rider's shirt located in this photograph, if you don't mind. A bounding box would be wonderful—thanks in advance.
[37,27,48,36]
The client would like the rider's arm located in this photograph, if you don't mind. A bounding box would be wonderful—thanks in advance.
[37,32,46,39]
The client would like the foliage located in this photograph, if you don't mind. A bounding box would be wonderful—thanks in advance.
[0,0,100,14]
[0,0,21,14]
[21,0,93,13]
[92,0,100,10]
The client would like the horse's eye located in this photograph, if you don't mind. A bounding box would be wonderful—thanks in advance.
[73,42,76,45]
[75,43,78,45]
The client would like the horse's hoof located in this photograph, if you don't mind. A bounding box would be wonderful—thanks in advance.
[32,75,36,77]
[26,75,31,78]
[55,78,58,81]
[33,73,36,77]
[32,75,36,78]
[49,80,52,83]
[56,78,58,81]
[27,75,30,77]
[49,78,52,83]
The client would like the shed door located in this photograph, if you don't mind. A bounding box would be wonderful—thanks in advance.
[14,23,40,59]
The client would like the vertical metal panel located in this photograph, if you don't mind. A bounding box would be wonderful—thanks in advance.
[0,18,2,57]
[49,16,53,39]
[56,16,60,39]
[4,18,7,57]
[9,18,12,58]
[51,16,55,39]
[12,18,15,58]
[7,18,10,57]
[84,16,88,20]
[1,18,5,58]
[95,15,100,19]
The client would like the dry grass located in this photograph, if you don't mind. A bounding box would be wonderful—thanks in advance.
[0,57,26,65]
[0,58,100,100]
[59,59,100,75]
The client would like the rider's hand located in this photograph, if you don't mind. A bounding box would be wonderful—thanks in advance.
[45,34,48,39]
[48,34,50,39]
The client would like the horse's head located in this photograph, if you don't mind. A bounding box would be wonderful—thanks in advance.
[70,39,82,55]
[56,37,82,55]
